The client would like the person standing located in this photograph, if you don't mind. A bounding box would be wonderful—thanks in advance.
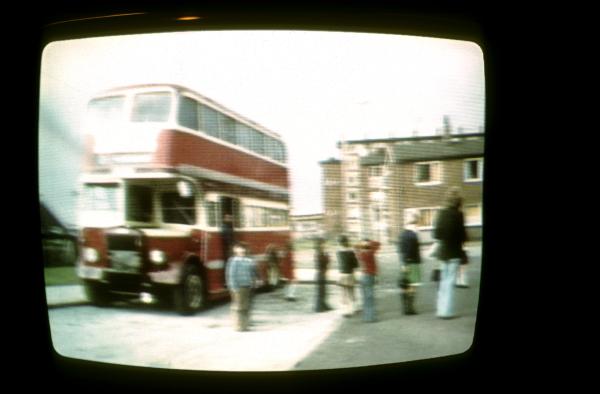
[225,242,258,331]
[281,241,298,301]
[314,237,332,312]
[265,243,280,289]
[356,239,380,323]
[336,235,359,317]
[221,214,235,260]
[398,212,422,315]
[433,187,467,319]
[221,213,235,287]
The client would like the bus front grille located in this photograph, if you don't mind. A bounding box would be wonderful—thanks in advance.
[107,233,143,273]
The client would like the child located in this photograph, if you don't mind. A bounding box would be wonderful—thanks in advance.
[356,239,380,322]
[314,237,332,312]
[225,242,258,331]
[336,235,359,317]
[398,212,422,315]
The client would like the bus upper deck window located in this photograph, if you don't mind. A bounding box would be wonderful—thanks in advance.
[131,92,172,122]
[88,96,126,122]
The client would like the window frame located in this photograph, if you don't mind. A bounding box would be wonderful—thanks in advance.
[414,161,443,186]
[463,203,483,226]
[406,206,442,230]
[87,95,127,123]
[159,191,197,225]
[125,184,155,224]
[177,94,200,131]
[464,158,484,183]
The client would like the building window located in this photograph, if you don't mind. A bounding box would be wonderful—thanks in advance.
[346,155,359,170]
[464,158,484,182]
[369,166,383,177]
[371,206,382,223]
[370,191,385,202]
[347,207,361,220]
[415,161,442,185]
[406,207,441,229]
[464,204,482,226]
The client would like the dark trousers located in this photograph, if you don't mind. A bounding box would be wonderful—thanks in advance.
[315,273,330,311]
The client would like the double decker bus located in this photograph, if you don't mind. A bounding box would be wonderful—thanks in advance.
[76,84,293,315]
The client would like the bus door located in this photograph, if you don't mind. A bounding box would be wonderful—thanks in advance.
[219,196,240,285]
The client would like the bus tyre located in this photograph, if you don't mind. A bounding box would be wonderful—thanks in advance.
[83,281,112,306]
[174,265,205,316]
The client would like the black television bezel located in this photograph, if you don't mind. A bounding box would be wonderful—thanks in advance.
[28,0,508,390]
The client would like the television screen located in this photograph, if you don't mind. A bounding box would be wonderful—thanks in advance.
[35,2,496,388]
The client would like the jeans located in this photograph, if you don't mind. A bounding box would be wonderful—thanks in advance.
[361,274,376,322]
[230,287,251,331]
[436,259,460,318]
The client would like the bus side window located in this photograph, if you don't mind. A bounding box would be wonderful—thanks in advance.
[178,96,199,130]
[232,198,241,228]
[205,201,218,227]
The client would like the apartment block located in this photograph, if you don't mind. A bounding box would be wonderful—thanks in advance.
[320,132,484,244]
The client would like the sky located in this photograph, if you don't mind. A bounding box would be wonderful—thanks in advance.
[39,30,485,225]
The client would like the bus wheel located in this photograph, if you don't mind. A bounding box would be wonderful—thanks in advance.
[83,281,112,306]
[174,265,205,315]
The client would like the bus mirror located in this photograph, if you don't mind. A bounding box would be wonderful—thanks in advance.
[177,180,194,198]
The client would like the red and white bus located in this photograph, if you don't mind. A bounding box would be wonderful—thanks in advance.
[76,84,294,315]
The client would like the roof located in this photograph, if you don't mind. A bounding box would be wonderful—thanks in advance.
[358,136,484,166]
[393,138,484,163]
[342,132,484,145]
[319,158,341,165]
[360,150,386,166]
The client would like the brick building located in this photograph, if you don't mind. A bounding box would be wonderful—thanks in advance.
[320,132,484,244]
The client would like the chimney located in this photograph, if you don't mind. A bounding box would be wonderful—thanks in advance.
[442,115,452,143]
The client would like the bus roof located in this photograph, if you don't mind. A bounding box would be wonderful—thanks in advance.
[92,83,283,140]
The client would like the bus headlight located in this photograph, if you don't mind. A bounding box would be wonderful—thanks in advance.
[149,250,167,265]
[83,247,99,263]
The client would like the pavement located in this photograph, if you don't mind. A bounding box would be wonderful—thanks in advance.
[45,242,482,371]
[45,242,482,308]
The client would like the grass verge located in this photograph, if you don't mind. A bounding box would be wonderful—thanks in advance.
[44,266,80,286]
